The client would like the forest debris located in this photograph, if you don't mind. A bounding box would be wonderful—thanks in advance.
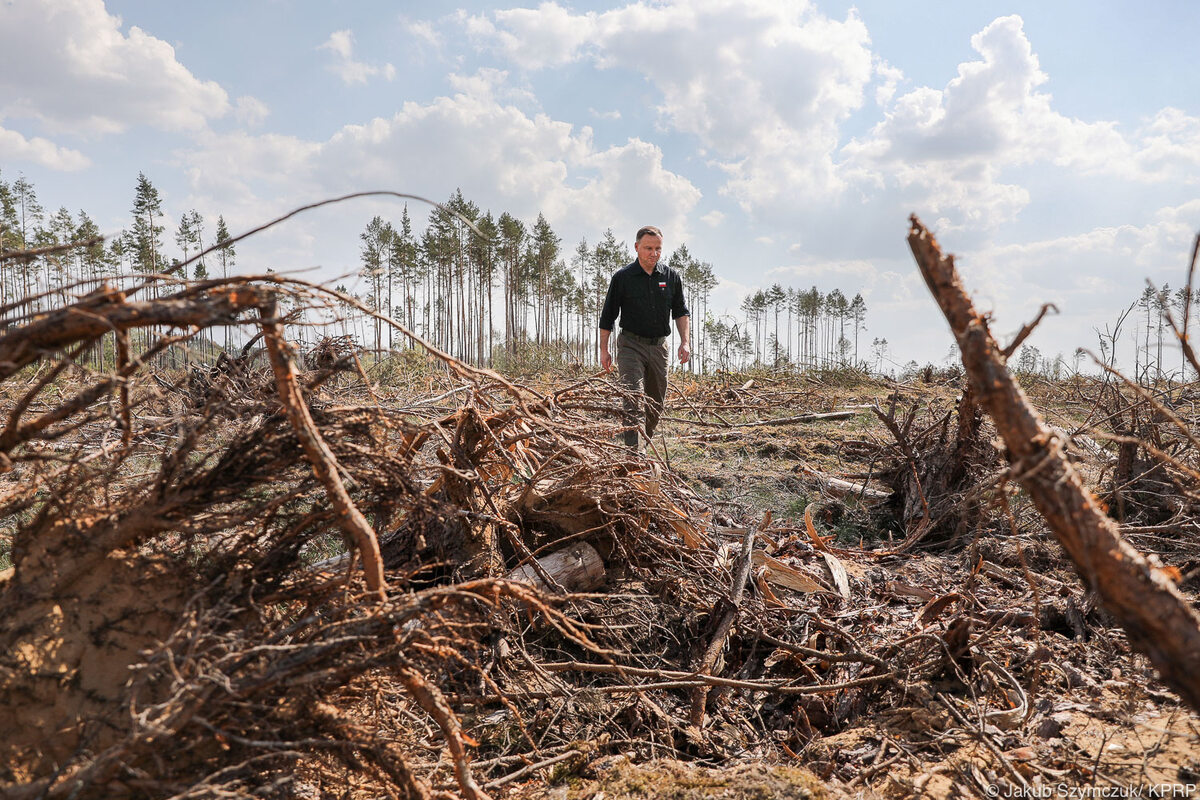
[915,592,963,627]
[909,213,1200,713]
[689,522,757,728]
[800,467,892,503]
[821,551,852,599]
[399,666,490,800]
[885,580,936,601]
[2,246,1198,795]
[259,301,387,600]
[751,550,831,595]
[504,542,605,592]
[804,504,832,552]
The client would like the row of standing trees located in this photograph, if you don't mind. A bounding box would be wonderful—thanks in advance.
[738,285,869,371]
[0,171,238,305]
[1,170,873,374]
[351,191,731,372]
[352,193,879,375]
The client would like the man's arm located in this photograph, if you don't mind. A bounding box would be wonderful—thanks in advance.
[676,315,690,364]
[598,272,620,372]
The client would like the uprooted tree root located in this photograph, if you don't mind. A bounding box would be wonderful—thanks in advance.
[4,238,1200,797]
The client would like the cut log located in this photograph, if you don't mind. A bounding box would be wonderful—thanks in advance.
[798,468,892,503]
[908,214,1200,714]
[504,542,605,593]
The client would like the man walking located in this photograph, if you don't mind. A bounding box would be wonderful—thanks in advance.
[598,225,691,452]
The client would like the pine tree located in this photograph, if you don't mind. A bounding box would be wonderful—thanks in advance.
[175,212,195,279]
[12,175,44,300]
[129,173,164,274]
[359,215,391,352]
[849,293,867,366]
[188,210,206,280]
[214,215,235,351]
[389,205,420,337]
[48,206,75,298]
[74,210,108,283]
[470,212,499,363]
[528,213,561,348]
[498,213,526,354]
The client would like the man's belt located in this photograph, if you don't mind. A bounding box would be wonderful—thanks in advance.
[620,331,667,345]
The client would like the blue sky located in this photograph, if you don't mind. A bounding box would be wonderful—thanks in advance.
[3,0,1199,370]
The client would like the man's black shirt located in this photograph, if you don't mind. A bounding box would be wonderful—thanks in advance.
[598,261,690,338]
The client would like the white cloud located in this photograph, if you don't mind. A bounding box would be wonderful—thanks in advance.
[405,19,442,50]
[849,17,1130,172]
[1134,108,1200,181]
[0,0,229,135]
[0,125,90,170]
[318,30,396,85]
[836,16,1200,234]
[589,108,621,121]
[179,70,701,259]
[700,210,725,227]
[464,5,1197,251]
[234,96,269,128]
[446,68,534,106]
[873,58,904,107]
[465,0,874,208]
[464,2,594,70]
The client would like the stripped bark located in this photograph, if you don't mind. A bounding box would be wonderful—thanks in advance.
[907,214,1200,712]
[258,300,388,601]
[689,522,757,728]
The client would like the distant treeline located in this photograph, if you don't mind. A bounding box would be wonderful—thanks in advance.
[0,170,877,374]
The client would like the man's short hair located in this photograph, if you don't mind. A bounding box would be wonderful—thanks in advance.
[635,225,663,242]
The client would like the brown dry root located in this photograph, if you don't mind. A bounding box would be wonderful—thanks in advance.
[873,383,1001,549]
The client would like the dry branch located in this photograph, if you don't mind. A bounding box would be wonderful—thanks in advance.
[0,284,273,381]
[258,300,387,600]
[908,213,1200,712]
[689,522,756,728]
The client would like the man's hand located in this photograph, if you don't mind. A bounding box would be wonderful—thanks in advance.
[678,341,691,364]
[600,348,613,372]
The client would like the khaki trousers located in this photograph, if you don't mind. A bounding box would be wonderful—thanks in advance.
[616,332,669,450]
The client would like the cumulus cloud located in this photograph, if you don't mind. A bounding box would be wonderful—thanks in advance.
[847,17,1130,171]
[234,96,269,128]
[463,2,594,70]
[318,30,396,85]
[405,19,442,50]
[0,0,229,134]
[180,70,701,254]
[465,4,1198,253]
[464,0,874,208]
[1135,108,1200,180]
[836,16,1182,233]
[0,125,90,170]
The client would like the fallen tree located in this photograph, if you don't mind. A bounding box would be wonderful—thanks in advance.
[908,214,1200,712]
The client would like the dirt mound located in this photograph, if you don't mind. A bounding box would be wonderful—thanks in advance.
[0,550,195,780]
